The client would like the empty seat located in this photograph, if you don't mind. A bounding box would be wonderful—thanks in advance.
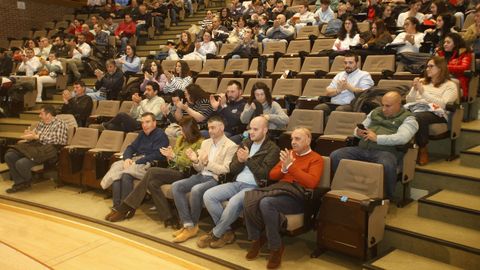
[357,21,370,32]
[82,130,125,190]
[296,79,332,109]
[118,101,134,114]
[184,60,203,73]
[262,41,287,56]
[296,25,320,40]
[311,39,336,54]
[362,55,395,75]
[243,78,273,96]
[161,60,177,73]
[88,100,121,125]
[223,58,250,76]
[377,79,412,90]
[286,40,311,55]
[198,59,225,76]
[113,132,139,159]
[272,78,303,98]
[314,111,366,156]
[243,58,274,77]
[271,57,302,77]
[195,77,219,94]
[298,57,330,79]
[218,43,238,58]
[217,78,244,94]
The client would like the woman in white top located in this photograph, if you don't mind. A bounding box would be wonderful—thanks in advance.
[332,16,360,51]
[182,31,217,62]
[163,60,194,93]
[227,16,247,44]
[34,52,63,102]
[406,56,458,165]
[396,0,424,27]
[391,16,425,53]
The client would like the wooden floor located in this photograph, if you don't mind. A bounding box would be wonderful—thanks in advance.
[0,202,212,270]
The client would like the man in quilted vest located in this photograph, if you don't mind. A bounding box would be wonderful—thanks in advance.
[330,91,419,198]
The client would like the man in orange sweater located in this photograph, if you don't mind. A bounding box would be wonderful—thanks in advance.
[243,127,324,269]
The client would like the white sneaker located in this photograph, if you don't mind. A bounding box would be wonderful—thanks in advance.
[36,98,42,102]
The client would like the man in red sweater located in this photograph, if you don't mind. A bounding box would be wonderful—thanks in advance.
[243,127,324,269]
[115,13,136,53]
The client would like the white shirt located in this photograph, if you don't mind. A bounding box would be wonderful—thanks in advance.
[332,34,360,51]
[72,42,92,59]
[391,32,424,53]
[196,41,217,56]
[397,12,425,27]
[130,95,166,121]
[314,7,335,25]
[330,69,374,105]
[18,56,41,76]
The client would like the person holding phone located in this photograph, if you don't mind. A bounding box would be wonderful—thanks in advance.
[330,91,419,199]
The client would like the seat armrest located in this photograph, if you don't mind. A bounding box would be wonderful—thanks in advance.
[361,198,388,213]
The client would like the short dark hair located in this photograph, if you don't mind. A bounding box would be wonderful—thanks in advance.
[145,81,160,93]
[73,80,86,88]
[141,112,156,121]
[227,80,243,91]
[344,51,359,63]
[320,0,330,4]
[41,105,57,116]
[208,115,224,125]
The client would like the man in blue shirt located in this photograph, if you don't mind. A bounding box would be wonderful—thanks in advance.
[197,116,280,249]
[314,52,374,119]
[102,112,169,220]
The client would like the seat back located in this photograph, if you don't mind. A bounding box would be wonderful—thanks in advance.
[217,78,244,93]
[262,41,287,55]
[300,57,329,73]
[184,60,203,73]
[273,57,302,73]
[92,100,120,117]
[357,21,370,32]
[287,109,324,134]
[243,78,273,96]
[332,159,384,199]
[286,40,311,55]
[296,26,320,39]
[272,79,303,96]
[119,132,139,154]
[302,79,331,96]
[69,127,99,148]
[56,114,78,128]
[195,77,219,93]
[363,55,395,73]
[94,130,124,151]
[118,101,134,114]
[161,60,177,73]
[311,39,335,54]
[320,156,331,188]
[224,58,249,73]
[248,58,274,73]
[377,79,412,89]
[218,43,238,57]
[463,13,475,30]
[324,111,366,136]
[200,59,225,73]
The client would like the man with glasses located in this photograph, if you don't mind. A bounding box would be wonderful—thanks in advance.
[314,52,374,119]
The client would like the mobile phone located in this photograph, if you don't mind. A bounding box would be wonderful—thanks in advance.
[357,124,366,130]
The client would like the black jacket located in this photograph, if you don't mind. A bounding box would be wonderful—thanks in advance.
[95,69,125,100]
[61,94,94,127]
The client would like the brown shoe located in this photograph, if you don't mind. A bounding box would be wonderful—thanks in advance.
[267,245,285,269]
[210,230,236,249]
[245,235,266,261]
[104,209,116,221]
[197,231,215,248]
[173,225,199,243]
[108,209,135,222]
[172,227,185,237]
[418,146,429,166]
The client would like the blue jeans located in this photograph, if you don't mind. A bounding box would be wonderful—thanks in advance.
[171,173,217,227]
[330,146,398,198]
[85,88,106,101]
[112,173,134,208]
[5,149,40,186]
[203,181,256,238]
[119,37,129,53]
[245,195,303,250]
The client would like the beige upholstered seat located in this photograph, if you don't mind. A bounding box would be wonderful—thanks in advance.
[362,55,395,76]
[302,79,331,97]
[271,78,302,98]
[90,100,121,118]
[286,40,311,55]
[286,109,324,134]
[296,26,320,40]
[198,59,225,76]
[118,101,134,114]
[218,43,238,58]
[319,111,366,141]
[65,128,99,149]
[87,130,124,153]
[184,60,203,73]
[223,58,250,76]
[161,60,177,72]
[113,132,139,159]
[195,78,218,94]
[376,79,412,90]
[243,58,274,76]
[311,39,335,54]
[271,58,302,77]
[332,159,384,199]
[262,41,287,56]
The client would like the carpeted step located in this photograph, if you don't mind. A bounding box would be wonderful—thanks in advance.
[460,145,480,168]
[418,189,480,230]
[363,249,462,270]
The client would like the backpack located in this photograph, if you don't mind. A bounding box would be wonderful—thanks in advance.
[324,19,342,37]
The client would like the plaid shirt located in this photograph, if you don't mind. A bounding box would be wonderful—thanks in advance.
[34,117,68,145]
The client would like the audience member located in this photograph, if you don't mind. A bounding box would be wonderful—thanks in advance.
[332,16,360,51]
[163,60,193,93]
[61,80,94,127]
[93,59,125,100]
[140,60,167,93]
[34,52,63,102]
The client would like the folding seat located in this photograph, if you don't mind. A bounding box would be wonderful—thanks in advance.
[112,132,139,160]
[82,130,125,190]
[184,60,203,74]
[310,39,336,55]
[296,78,331,109]
[297,57,329,81]
[44,21,56,30]
[463,13,475,30]
[272,78,302,98]
[327,55,362,78]
[10,76,37,109]
[198,59,225,77]
[362,55,395,82]
[243,78,273,97]
[118,101,134,114]
[286,40,311,56]
[57,128,99,187]
[222,58,249,77]
[314,111,366,156]
[161,60,177,74]
[55,21,69,30]
[242,58,274,77]
[312,159,389,260]
[195,77,219,94]
[262,41,287,56]
[277,109,325,149]
[461,53,479,121]
[217,77,244,94]
[296,26,320,40]
[357,21,370,32]
[217,43,238,58]
[376,79,412,90]
[270,57,302,80]
[63,14,75,22]
[87,100,121,126]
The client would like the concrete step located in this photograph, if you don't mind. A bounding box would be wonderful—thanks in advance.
[137,44,163,51]
[418,189,480,230]
[0,118,38,132]
[52,94,63,101]
[19,110,41,121]
[460,145,480,168]
[0,132,24,141]
[363,249,462,270]
[381,202,480,270]
[33,100,64,110]
[459,120,480,152]
[146,34,181,44]
[413,159,480,196]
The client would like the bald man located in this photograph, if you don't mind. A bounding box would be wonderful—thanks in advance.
[330,91,419,199]
[198,116,280,249]
[243,127,324,269]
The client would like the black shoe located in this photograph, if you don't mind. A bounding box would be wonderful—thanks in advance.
[6,183,31,194]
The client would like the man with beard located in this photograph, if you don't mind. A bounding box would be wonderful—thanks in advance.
[314,52,374,119]
[209,80,247,144]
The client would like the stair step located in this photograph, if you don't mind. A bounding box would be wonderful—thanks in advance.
[0,132,24,140]
[460,145,480,168]
[137,44,163,51]
[0,118,37,132]
[413,159,480,196]
[461,119,480,133]
[146,35,180,44]
[381,202,480,270]
[418,190,480,230]
[52,94,63,101]
[364,249,462,270]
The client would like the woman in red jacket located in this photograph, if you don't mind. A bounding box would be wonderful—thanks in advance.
[436,32,472,99]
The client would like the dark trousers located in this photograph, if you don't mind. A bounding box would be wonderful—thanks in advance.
[121,167,184,220]
[4,149,40,186]
[245,195,303,250]
[104,112,141,132]
[112,173,134,208]
[414,112,446,147]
